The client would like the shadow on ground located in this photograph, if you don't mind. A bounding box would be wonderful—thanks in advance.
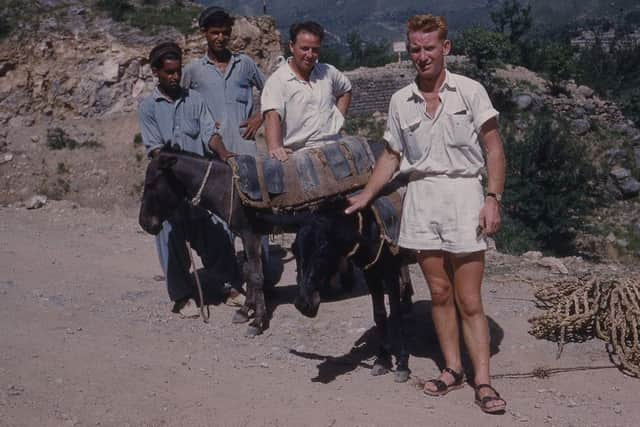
[290,300,504,384]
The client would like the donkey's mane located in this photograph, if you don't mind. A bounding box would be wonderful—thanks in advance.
[159,145,223,164]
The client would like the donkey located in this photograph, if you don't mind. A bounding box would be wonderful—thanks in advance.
[139,150,297,337]
[291,201,414,382]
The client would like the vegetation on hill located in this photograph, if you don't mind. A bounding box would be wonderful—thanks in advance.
[95,0,201,34]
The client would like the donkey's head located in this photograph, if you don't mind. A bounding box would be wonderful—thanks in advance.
[138,154,186,235]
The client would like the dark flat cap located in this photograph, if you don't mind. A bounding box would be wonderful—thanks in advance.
[198,6,232,28]
[149,42,182,67]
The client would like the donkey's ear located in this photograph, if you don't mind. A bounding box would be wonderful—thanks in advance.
[158,155,178,170]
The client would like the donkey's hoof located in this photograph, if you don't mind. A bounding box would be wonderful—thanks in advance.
[232,310,249,324]
[245,325,262,338]
[394,370,410,383]
[371,363,390,376]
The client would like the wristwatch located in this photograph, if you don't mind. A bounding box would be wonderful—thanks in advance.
[486,192,502,203]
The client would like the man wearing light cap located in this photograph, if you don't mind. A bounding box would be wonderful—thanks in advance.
[138,42,238,314]
[182,6,266,157]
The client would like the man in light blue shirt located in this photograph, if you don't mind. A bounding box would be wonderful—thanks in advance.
[182,7,266,157]
[138,42,238,313]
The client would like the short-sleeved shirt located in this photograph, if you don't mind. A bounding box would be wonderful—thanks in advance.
[182,53,265,156]
[138,87,215,157]
[260,60,352,150]
[385,70,498,177]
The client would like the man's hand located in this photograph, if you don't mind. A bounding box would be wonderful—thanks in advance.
[269,147,291,162]
[345,190,373,215]
[478,197,501,236]
[240,114,262,140]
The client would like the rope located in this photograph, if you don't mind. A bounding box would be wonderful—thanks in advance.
[227,173,235,227]
[185,241,210,323]
[345,212,363,258]
[190,160,213,207]
[529,274,640,377]
[363,238,385,271]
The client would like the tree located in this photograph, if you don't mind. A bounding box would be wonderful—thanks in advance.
[454,26,517,69]
[490,0,532,45]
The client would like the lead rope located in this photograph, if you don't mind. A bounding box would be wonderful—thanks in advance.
[186,240,210,323]
[191,161,214,207]
[345,212,363,258]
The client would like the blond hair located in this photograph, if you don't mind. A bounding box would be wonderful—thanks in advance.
[406,14,448,40]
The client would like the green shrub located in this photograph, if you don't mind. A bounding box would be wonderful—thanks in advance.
[453,27,518,69]
[47,128,78,150]
[96,0,134,21]
[133,133,143,145]
[496,110,601,255]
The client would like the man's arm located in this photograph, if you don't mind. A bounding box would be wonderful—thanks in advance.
[478,117,505,235]
[345,146,400,214]
[207,133,234,161]
[336,90,352,117]
[264,110,289,161]
[240,110,263,140]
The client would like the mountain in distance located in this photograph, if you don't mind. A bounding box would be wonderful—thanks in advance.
[196,0,640,47]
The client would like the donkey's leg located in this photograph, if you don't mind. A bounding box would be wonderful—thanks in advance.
[366,269,392,376]
[387,262,413,383]
[240,231,265,337]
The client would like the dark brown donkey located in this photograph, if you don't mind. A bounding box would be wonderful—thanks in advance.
[139,150,299,337]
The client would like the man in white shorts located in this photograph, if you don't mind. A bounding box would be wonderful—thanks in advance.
[261,21,352,161]
[346,14,506,414]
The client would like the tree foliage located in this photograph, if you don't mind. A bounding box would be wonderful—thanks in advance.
[490,0,533,45]
[497,111,600,255]
[453,26,518,69]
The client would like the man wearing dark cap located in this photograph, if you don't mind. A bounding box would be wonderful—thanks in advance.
[138,42,238,314]
[182,6,266,157]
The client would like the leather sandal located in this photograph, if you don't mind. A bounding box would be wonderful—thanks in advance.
[474,383,506,414]
[423,367,464,396]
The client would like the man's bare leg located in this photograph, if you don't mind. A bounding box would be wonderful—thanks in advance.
[450,251,504,410]
[417,250,463,392]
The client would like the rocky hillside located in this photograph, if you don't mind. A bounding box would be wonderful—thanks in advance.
[0,1,639,262]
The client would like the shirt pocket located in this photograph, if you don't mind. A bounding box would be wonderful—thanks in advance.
[234,83,250,104]
[400,118,425,164]
[446,112,475,147]
[182,116,200,138]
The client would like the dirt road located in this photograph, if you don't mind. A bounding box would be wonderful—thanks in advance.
[1,201,639,427]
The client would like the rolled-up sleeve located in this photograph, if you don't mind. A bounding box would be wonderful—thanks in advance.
[331,66,352,97]
[470,82,499,132]
[250,60,266,92]
[138,101,164,156]
[260,75,284,119]
[383,97,403,155]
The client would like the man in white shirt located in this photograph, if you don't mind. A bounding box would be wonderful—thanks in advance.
[261,21,352,161]
[346,14,507,414]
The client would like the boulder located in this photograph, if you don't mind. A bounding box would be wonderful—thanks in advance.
[101,58,120,84]
[513,94,533,110]
[605,148,628,165]
[610,166,631,181]
[618,177,640,197]
[571,118,591,135]
[26,195,47,209]
[575,85,594,98]
[536,257,569,274]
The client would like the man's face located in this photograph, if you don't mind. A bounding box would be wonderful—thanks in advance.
[204,25,232,54]
[289,31,321,75]
[154,58,182,93]
[407,30,451,81]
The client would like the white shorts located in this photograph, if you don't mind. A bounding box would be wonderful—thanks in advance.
[398,175,487,253]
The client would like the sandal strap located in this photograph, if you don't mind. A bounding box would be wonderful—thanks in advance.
[442,367,464,384]
[426,378,448,392]
[475,383,501,398]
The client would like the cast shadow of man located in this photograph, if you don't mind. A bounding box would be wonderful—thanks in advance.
[289,299,504,384]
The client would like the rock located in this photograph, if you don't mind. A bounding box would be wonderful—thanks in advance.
[0,153,13,164]
[537,257,569,274]
[610,166,631,181]
[616,239,629,248]
[513,94,533,110]
[102,58,120,84]
[571,118,591,135]
[606,233,617,243]
[576,85,594,98]
[606,148,627,165]
[633,146,640,169]
[31,135,39,143]
[631,134,640,147]
[131,79,146,98]
[612,121,637,136]
[572,106,586,118]
[26,195,47,210]
[522,251,543,261]
[618,177,640,197]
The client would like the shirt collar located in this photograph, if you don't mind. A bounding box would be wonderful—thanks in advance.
[408,69,456,102]
[284,57,317,82]
[202,52,241,66]
[153,86,187,103]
